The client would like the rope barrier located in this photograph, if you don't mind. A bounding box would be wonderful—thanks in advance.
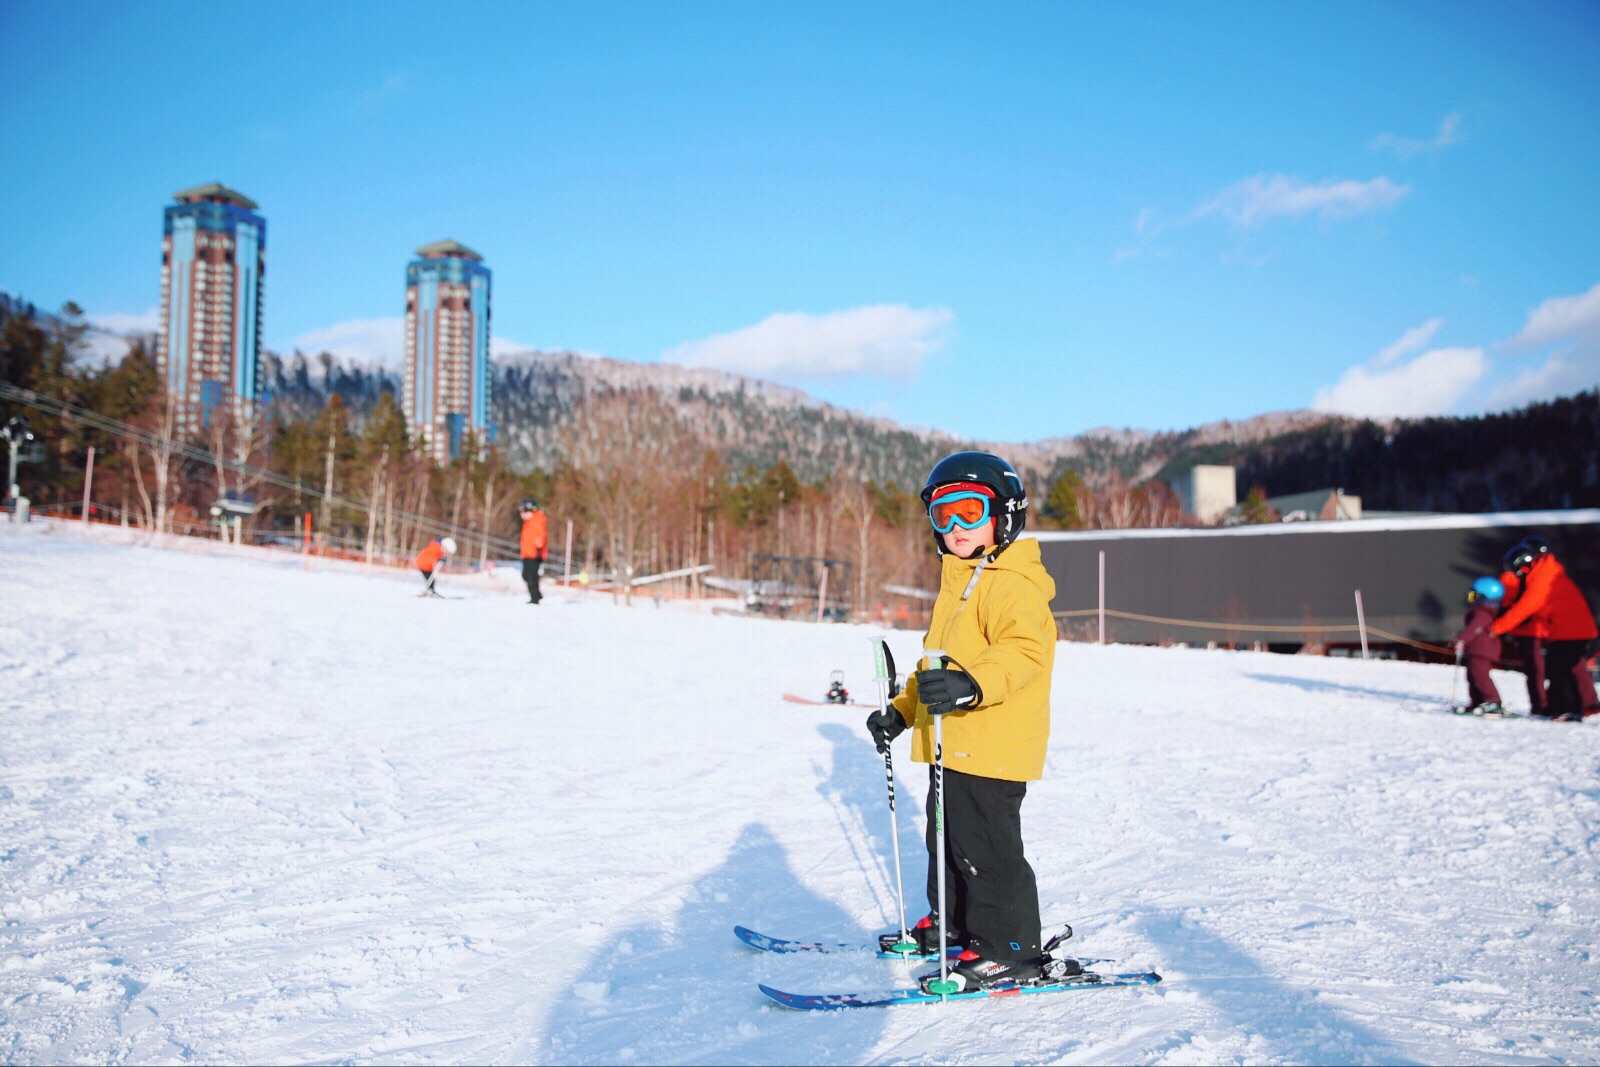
[1053,607,1463,658]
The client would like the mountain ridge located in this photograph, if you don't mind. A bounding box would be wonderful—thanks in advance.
[258,345,1359,487]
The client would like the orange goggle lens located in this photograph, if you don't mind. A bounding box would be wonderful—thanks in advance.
[929,492,991,534]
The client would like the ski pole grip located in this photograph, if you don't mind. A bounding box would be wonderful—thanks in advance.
[922,650,945,672]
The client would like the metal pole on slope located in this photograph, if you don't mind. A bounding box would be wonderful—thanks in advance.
[564,519,573,587]
[1449,645,1463,712]
[923,649,959,999]
[1354,589,1370,661]
[81,446,95,522]
[1098,550,1106,645]
[872,638,916,957]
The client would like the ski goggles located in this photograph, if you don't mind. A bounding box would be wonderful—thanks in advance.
[928,490,993,534]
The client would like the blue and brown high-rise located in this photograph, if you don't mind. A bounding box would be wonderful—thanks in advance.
[403,240,491,462]
[156,183,265,434]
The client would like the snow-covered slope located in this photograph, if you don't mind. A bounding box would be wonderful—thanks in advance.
[3,521,1597,1065]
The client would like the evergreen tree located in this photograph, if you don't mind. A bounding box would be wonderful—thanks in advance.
[1041,469,1086,529]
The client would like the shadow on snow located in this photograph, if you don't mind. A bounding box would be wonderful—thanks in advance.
[1137,909,1419,1065]
[1245,671,1449,709]
[535,819,892,1064]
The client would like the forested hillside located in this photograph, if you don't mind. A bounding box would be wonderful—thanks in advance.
[254,346,1599,515]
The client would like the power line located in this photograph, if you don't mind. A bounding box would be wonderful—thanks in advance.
[0,381,522,554]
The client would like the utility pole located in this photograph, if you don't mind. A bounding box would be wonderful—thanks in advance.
[320,432,335,554]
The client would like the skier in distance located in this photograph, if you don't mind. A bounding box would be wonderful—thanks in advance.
[865,450,1059,991]
[1494,537,1598,719]
[415,536,456,595]
[518,498,548,605]
[1454,577,1505,715]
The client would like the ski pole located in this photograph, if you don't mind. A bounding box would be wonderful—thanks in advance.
[1450,644,1462,710]
[923,649,959,999]
[872,639,916,956]
[424,557,446,596]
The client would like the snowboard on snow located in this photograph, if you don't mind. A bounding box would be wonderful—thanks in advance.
[782,693,873,708]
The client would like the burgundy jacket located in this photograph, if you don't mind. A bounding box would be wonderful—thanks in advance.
[1454,602,1502,661]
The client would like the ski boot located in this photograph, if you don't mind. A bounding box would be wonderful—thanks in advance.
[1462,701,1506,717]
[917,948,1064,993]
[879,913,965,956]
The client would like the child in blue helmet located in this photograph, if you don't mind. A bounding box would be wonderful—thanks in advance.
[1453,577,1505,715]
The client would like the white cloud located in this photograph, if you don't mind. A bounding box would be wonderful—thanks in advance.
[1312,346,1487,418]
[1487,280,1600,408]
[355,73,408,114]
[87,307,159,335]
[77,307,159,365]
[490,337,535,359]
[663,304,954,381]
[292,317,405,368]
[1195,174,1410,228]
[1374,317,1443,368]
[1506,280,1600,350]
[1372,113,1462,159]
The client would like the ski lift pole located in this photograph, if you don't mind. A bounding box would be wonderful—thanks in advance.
[872,638,916,956]
[923,649,960,999]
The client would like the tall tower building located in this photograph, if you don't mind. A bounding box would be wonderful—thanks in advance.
[157,183,266,434]
[403,239,492,462]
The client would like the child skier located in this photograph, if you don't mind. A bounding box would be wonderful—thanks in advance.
[414,536,456,595]
[1454,577,1505,715]
[865,451,1059,992]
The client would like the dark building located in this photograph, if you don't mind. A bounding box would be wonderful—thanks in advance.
[1034,510,1600,651]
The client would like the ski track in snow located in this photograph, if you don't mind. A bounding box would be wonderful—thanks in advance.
[2,520,1598,1065]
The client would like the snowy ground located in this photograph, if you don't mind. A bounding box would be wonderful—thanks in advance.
[3,519,1598,1065]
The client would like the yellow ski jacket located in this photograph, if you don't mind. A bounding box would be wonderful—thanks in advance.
[890,536,1056,782]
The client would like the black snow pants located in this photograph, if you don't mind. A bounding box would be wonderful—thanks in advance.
[522,557,543,603]
[1545,640,1598,715]
[1513,637,1548,714]
[925,766,1042,962]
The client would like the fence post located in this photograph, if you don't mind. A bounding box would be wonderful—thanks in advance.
[1354,589,1370,661]
[1098,550,1106,646]
[81,446,95,522]
[816,563,829,624]
[564,518,573,587]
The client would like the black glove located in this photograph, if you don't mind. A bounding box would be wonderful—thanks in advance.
[915,665,982,715]
[866,706,907,754]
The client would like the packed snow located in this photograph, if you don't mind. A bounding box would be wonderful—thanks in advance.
[3,520,1598,1065]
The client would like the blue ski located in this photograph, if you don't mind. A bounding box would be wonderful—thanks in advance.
[759,970,1162,1010]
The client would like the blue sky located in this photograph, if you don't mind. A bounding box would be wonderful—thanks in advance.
[2,1,1597,442]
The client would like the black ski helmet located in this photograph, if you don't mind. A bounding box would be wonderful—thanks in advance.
[920,451,1028,557]
[519,497,540,513]
[1503,535,1551,576]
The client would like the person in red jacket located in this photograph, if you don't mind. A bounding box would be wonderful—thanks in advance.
[518,498,548,605]
[1453,577,1505,715]
[414,537,456,596]
[1495,567,1549,714]
[1492,537,1599,719]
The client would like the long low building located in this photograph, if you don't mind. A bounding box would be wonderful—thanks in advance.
[1033,510,1600,651]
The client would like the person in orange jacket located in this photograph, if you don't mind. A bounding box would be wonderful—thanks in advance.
[414,537,456,596]
[1492,537,1599,719]
[518,498,548,605]
[1494,567,1549,714]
